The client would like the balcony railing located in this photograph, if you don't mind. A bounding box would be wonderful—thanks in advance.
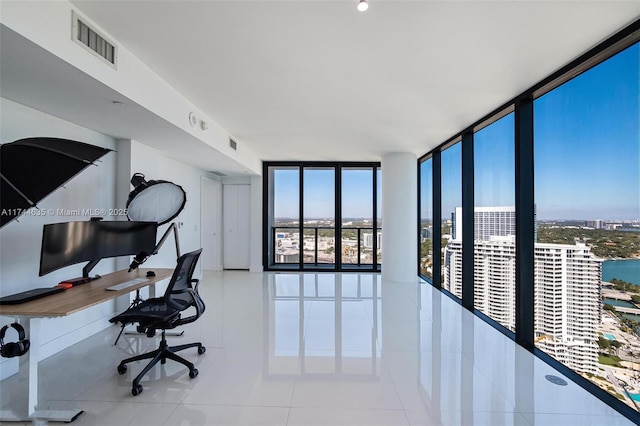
[272,225,381,267]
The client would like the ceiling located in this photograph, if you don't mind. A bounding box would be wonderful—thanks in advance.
[3,1,640,174]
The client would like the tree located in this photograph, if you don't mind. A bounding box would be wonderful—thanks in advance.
[598,336,611,351]
[621,318,640,338]
[611,340,623,356]
[603,303,616,312]
[420,240,431,256]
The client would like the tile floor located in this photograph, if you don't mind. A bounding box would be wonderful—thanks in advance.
[0,270,634,425]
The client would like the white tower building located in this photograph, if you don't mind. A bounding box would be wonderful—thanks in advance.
[443,206,600,373]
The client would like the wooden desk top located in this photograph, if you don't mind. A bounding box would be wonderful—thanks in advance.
[0,268,173,317]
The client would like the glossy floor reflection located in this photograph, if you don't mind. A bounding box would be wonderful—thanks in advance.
[0,271,633,425]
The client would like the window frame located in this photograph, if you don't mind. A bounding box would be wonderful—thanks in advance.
[263,161,381,272]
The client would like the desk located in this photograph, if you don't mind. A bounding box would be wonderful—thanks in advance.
[0,267,173,423]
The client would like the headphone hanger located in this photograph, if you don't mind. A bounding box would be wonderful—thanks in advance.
[0,322,30,358]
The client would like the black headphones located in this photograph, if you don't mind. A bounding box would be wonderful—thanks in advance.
[0,323,30,358]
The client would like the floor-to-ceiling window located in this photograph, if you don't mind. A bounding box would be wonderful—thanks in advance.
[534,41,639,406]
[419,158,433,281]
[264,162,381,271]
[441,142,462,300]
[267,166,300,266]
[341,167,374,268]
[303,167,335,267]
[418,22,639,422]
[474,112,516,333]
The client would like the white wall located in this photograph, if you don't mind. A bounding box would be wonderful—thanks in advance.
[0,98,118,378]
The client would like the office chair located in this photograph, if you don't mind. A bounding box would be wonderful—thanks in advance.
[110,248,206,396]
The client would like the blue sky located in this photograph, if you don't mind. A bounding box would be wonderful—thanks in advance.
[277,43,639,222]
[273,169,299,218]
[274,167,379,219]
[533,43,639,220]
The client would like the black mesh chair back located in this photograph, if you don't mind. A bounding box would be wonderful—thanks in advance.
[164,248,205,320]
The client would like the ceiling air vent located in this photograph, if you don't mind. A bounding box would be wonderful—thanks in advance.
[72,11,117,68]
[229,138,237,150]
[210,171,227,177]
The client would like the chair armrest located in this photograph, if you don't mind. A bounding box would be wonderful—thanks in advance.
[172,279,205,326]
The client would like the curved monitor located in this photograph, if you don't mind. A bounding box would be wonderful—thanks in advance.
[39,220,157,276]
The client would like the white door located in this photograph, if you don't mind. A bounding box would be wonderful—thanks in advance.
[223,184,251,269]
[201,177,222,270]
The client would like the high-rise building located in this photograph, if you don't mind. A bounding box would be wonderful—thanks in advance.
[586,219,604,229]
[534,242,601,374]
[421,227,432,240]
[443,207,601,373]
[363,231,382,249]
[452,206,516,241]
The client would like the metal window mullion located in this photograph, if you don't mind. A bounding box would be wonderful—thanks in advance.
[461,132,474,310]
[372,166,378,270]
[272,226,277,265]
[299,166,304,270]
[335,165,341,271]
[262,163,268,268]
[432,152,442,289]
[515,97,535,350]
[314,227,319,264]
[357,228,361,266]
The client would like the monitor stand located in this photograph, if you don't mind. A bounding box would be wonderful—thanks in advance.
[59,259,103,286]
[58,276,94,286]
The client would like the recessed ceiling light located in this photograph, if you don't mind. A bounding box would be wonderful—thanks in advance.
[357,0,368,12]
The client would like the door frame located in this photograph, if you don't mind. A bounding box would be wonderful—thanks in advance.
[200,176,222,271]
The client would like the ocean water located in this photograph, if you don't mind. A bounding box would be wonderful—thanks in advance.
[603,298,636,308]
[602,259,640,286]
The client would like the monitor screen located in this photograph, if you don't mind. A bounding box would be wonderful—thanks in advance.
[39,220,158,276]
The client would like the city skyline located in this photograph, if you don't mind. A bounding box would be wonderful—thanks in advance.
[275,216,639,223]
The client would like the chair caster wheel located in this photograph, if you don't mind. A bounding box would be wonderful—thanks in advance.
[132,384,143,396]
[117,364,127,374]
[189,368,199,378]
[198,346,206,355]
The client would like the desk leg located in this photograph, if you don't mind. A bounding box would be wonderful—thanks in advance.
[0,317,83,423]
